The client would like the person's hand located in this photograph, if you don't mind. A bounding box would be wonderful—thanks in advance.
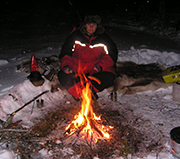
[63,67,73,74]
[93,65,100,72]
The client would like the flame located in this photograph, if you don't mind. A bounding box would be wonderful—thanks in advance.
[65,72,113,143]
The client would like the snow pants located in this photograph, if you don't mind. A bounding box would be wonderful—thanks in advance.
[57,70,116,99]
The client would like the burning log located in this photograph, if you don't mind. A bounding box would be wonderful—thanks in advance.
[64,117,88,137]
[89,119,103,137]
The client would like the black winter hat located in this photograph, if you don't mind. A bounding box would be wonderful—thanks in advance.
[79,15,105,35]
[84,15,101,25]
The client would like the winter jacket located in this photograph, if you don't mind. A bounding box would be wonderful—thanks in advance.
[59,27,118,76]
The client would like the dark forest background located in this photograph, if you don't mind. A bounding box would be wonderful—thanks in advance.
[0,0,179,23]
[0,0,180,38]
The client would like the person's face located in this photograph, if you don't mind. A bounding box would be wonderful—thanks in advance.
[86,23,97,35]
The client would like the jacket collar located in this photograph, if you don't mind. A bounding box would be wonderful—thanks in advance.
[83,34,97,44]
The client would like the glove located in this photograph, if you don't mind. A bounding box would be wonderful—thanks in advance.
[63,67,73,74]
[93,65,101,72]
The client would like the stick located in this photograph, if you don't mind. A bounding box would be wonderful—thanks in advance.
[90,119,103,137]
[0,129,28,132]
[68,0,82,21]
[30,137,54,142]
[64,118,87,138]
[9,90,49,117]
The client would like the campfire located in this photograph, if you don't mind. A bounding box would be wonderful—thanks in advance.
[64,74,113,143]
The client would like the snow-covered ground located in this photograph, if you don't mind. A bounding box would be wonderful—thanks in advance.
[0,11,180,158]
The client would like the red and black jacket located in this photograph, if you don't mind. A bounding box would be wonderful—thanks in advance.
[59,28,118,75]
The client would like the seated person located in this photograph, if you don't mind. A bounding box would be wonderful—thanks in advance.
[58,15,118,100]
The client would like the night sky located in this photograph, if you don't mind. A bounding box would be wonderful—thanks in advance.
[1,0,179,17]
[0,0,179,29]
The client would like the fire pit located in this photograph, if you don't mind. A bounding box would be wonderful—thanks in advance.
[31,99,162,158]
[30,72,167,158]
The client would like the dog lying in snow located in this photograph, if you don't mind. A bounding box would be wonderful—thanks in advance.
[17,56,170,95]
[110,61,170,95]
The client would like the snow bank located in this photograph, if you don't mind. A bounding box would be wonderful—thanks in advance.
[0,148,15,159]
[0,60,8,66]
[0,77,74,128]
[118,47,180,67]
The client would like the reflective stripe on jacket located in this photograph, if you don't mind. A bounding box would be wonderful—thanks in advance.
[60,29,118,75]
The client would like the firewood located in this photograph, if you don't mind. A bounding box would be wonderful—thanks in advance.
[90,119,103,137]
[0,129,28,132]
[76,119,88,136]
[64,118,88,137]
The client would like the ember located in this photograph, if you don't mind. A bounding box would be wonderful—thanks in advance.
[64,75,113,143]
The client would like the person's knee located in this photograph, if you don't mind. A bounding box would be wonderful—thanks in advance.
[57,70,75,90]
[90,72,116,91]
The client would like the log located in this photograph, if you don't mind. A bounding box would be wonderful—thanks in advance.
[64,118,87,137]
[0,129,28,132]
[90,119,103,137]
